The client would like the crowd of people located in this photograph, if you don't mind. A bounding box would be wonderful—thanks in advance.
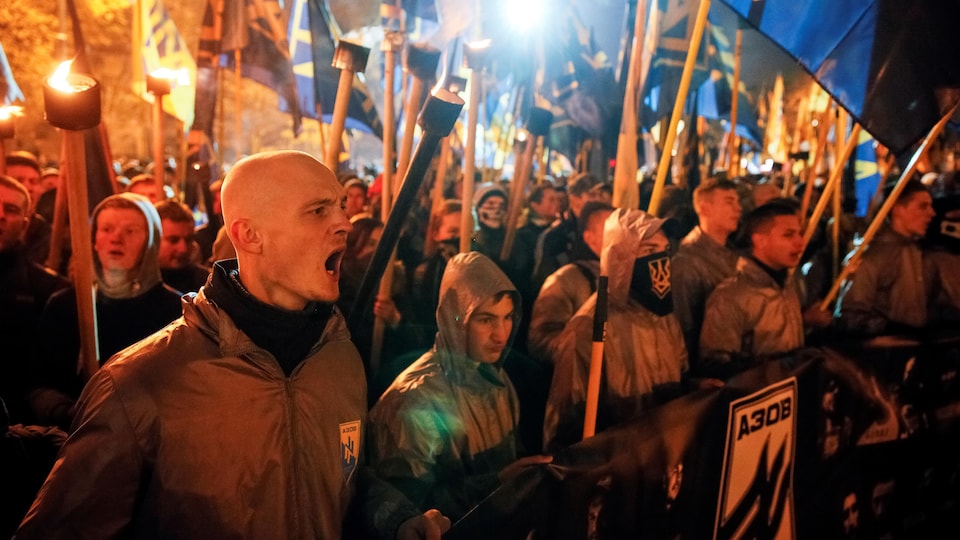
[2,144,959,537]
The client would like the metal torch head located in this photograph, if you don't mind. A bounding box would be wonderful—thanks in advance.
[418,88,464,136]
[403,42,442,82]
[463,39,493,71]
[333,40,371,73]
[525,107,554,137]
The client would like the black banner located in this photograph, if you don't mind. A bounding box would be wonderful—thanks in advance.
[446,333,960,539]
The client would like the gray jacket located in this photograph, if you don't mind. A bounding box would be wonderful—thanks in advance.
[699,257,805,379]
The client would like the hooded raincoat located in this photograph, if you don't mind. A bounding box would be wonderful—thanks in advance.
[543,209,688,452]
[368,251,521,522]
[15,286,396,539]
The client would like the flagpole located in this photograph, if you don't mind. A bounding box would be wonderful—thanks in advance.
[726,28,742,178]
[460,40,490,253]
[801,123,860,252]
[832,108,847,280]
[820,103,958,311]
[612,0,646,209]
[649,0,711,217]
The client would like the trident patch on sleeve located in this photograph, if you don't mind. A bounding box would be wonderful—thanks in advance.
[340,420,361,483]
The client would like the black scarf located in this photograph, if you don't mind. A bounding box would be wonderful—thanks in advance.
[204,260,333,376]
[750,256,789,289]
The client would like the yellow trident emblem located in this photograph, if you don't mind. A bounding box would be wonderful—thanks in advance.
[648,257,671,299]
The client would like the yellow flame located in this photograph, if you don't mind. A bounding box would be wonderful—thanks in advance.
[49,60,75,91]
[0,105,24,120]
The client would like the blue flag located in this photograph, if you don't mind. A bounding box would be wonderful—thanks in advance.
[695,4,760,143]
[716,0,960,156]
[642,0,711,127]
[854,129,881,217]
[283,0,382,138]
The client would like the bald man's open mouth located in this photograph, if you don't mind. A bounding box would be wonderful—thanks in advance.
[324,248,344,279]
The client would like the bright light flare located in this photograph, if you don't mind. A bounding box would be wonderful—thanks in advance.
[509,0,545,33]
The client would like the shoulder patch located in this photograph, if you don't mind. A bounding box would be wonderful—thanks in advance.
[340,420,361,483]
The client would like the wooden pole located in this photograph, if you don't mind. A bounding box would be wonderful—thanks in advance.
[612,0,646,209]
[369,33,402,372]
[64,130,100,380]
[46,136,70,272]
[831,109,847,281]
[152,92,165,193]
[395,43,441,189]
[500,107,552,260]
[325,41,371,170]
[726,28,743,179]
[648,0,711,217]
[460,40,491,253]
[783,94,810,197]
[234,49,242,161]
[801,124,861,252]
[820,103,958,311]
[800,99,834,223]
[583,275,608,439]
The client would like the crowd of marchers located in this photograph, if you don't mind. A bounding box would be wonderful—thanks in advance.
[1,147,959,538]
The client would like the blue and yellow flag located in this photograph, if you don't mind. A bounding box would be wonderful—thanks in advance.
[283,0,382,138]
[642,0,711,126]
[854,129,881,217]
[133,0,197,126]
[695,4,760,143]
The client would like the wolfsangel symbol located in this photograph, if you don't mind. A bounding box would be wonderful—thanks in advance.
[340,420,361,483]
[714,378,798,540]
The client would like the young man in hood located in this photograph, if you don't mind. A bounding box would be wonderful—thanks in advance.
[369,251,552,523]
[543,208,690,452]
[16,151,448,540]
[28,192,183,430]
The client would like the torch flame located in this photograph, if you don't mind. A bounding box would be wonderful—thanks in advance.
[150,68,190,87]
[49,60,75,91]
[0,105,24,120]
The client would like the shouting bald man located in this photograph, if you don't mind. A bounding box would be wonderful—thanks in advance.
[15,151,448,540]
